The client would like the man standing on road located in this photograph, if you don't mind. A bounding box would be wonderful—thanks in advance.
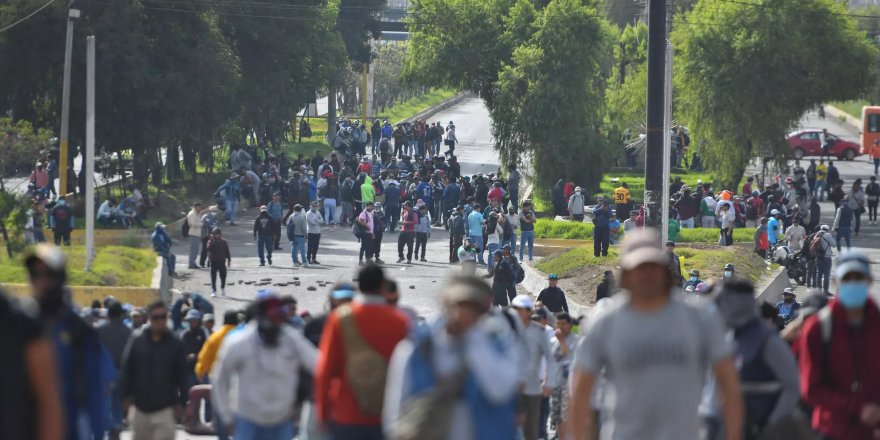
[307,201,324,265]
[832,196,853,252]
[199,207,219,268]
[813,225,835,295]
[186,202,203,269]
[537,273,569,313]
[767,209,782,249]
[397,201,417,264]
[213,292,318,440]
[550,312,580,440]
[508,163,521,210]
[520,201,536,262]
[570,229,744,440]
[448,205,466,263]
[267,192,285,250]
[358,203,376,265]
[413,205,431,262]
[207,228,231,296]
[97,301,133,439]
[468,203,486,265]
[254,206,275,267]
[784,216,807,253]
[799,251,880,440]
[510,294,557,440]
[121,300,188,440]
[287,204,309,268]
[315,264,410,440]
[179,309,209,392]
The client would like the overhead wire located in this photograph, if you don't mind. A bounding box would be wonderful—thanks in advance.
[0,0,59,32]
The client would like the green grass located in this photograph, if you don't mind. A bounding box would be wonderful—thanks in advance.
[595,170,716,202]
[537,243,768,282]
[830,100,869,119]
[534,219,755,243]
[0,246,157,287]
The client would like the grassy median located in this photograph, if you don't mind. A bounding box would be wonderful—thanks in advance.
[0,246,156,287]
[534,219,755,243]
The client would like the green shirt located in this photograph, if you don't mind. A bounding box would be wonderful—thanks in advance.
[668,219,681,242]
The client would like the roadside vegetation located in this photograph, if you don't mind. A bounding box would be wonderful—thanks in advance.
[0,246,156,286]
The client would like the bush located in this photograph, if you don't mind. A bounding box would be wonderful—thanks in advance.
[534,219,754,243]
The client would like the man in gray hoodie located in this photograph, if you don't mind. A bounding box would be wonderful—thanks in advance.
[286,204,309,268]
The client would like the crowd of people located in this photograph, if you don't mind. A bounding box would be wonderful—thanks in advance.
[4,226,879,440]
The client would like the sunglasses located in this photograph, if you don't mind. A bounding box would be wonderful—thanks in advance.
[150,314,168,321]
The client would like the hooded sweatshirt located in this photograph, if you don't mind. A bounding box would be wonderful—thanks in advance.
[361,176,375,203]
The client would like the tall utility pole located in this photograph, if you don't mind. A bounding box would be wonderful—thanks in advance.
[59,5,80,197]
[643,0,667,229]
[85,36,96,271]
[661,42,673,244]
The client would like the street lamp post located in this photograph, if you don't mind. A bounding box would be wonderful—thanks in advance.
[59,5,80,197]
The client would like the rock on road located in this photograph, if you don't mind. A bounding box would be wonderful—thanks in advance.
[168,98,500,320]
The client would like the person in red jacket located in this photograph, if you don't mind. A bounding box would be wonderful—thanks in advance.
[798,251,880,440]
[314,263,409,440]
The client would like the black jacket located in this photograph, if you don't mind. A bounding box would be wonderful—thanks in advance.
[121,330,188,412]
[254,212,276,238]
[537,286,569,313]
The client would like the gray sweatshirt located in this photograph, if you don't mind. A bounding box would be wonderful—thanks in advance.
[520,321,557,396]
[287,212,307,237]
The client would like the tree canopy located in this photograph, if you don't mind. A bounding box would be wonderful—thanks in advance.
[674,0,878,187]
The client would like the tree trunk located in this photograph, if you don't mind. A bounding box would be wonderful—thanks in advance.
[0,223,12,258]
[327,85,338,147]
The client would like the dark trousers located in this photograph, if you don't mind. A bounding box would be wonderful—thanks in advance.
[593,226,610,257]
[414,232,428,259]
[257,234,273,264]
[360,236,375,262]
[199,236,209,266]
[386,205,400,231]
[53,229,71,246]
[210,263,227,291]
[374,233,383,258]
[273,219,282,249]
[398,231,414,261]
[539,396,550,440]
[450,234,463,262]
[330,424,383,440]
[869,199,879,221]
[307,233,321,262]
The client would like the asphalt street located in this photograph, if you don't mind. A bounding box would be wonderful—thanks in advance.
[168,98,501,320]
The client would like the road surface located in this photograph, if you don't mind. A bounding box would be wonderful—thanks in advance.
[168,98,500,322]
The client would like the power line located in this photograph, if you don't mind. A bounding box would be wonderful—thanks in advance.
[0,0,59,33]
[717,0,880,20]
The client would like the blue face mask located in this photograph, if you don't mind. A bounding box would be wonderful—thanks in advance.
[690,276,698,281]
[838,282,870,309]
[724,271,732,278]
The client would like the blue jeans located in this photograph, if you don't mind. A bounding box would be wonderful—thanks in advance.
[507,234,518,257]
[224,198,238,224]
[509,191,519,212]
[488,243,500,271]
[257,234,273,264]
[520,230,534,261]
[160,252,176,275]
[324,198,337,224]
[330,423,383,440]
[815,180,827,201]
[291,236,307,265]
[836,227,851,252]
[817,256,832,293]
[234,417,293,440]
[469,234,485,264]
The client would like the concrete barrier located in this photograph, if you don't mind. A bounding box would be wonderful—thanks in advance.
[825,105,860,131]
[2,256,169,307]
[401,92,470,125]
[755,266,791,305]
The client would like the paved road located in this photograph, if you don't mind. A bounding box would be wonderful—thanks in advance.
[169,98,499,320]
[771,110,880,293]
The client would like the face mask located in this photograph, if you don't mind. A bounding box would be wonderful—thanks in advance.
[724,271,732,278]
[690,276,697,281]
[838,282,870,309]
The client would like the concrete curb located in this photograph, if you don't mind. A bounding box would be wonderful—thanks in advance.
[825,104,860,131]
[152,256,173,304]
[400,92,470,125]
[754,266,791,305]
[520,260,593,317]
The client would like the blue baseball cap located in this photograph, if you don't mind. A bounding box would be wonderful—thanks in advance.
[330,288,355,300]
[548,274,559,280]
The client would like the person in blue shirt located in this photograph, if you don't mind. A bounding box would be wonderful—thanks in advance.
[381,120,393,140]
[416,177,433,209]
[592,197,612,257]
[215,176,241,225]
[774,288,801,325]
[267,192,285,250]
[443,180,460,226]
[767,209,782,247]
[467,204,486,264]
[151,222,176,276]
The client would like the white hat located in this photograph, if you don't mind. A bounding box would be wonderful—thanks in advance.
[619,228,668,270]
[511,294,535,310]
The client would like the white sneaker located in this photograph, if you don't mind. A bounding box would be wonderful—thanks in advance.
[211,290,217,298]
[221,289,226,297]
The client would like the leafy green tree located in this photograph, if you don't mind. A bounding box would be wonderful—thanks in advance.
[605,23,647,141]
[675,0,877,188]
[492,0,615,191]
[0,117,54,191]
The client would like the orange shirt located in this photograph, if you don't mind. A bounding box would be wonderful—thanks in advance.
[314,300,409,426]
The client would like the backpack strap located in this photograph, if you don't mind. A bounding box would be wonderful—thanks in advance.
[337,304,370,355]
[817,306,834,386]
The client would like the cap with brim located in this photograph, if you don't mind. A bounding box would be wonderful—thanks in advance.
[834,251,871,279]
[511,294,534,310]
[330,289,355,300]
[821,225,830,231]
[374,202,382,208]
[782,288,795,296]
[442,283,491,305]
[25,244,67,272]
[203,313,215,322]
[155,222,166,229]
[619,229,668,270]
[260,206,268,212]
[185,309,202,321]
[548,273,559,280]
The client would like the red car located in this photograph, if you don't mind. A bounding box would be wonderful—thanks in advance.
[785,129,861,161]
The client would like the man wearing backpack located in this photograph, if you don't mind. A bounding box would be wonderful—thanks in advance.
[315,264,410,440]
[799,251,880,440]
[568,186,586,221]
[714,279,800,437]
[448,205,466,263]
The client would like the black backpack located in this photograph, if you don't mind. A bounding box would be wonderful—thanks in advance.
[510,257,525,284]
[181,218,190,238]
